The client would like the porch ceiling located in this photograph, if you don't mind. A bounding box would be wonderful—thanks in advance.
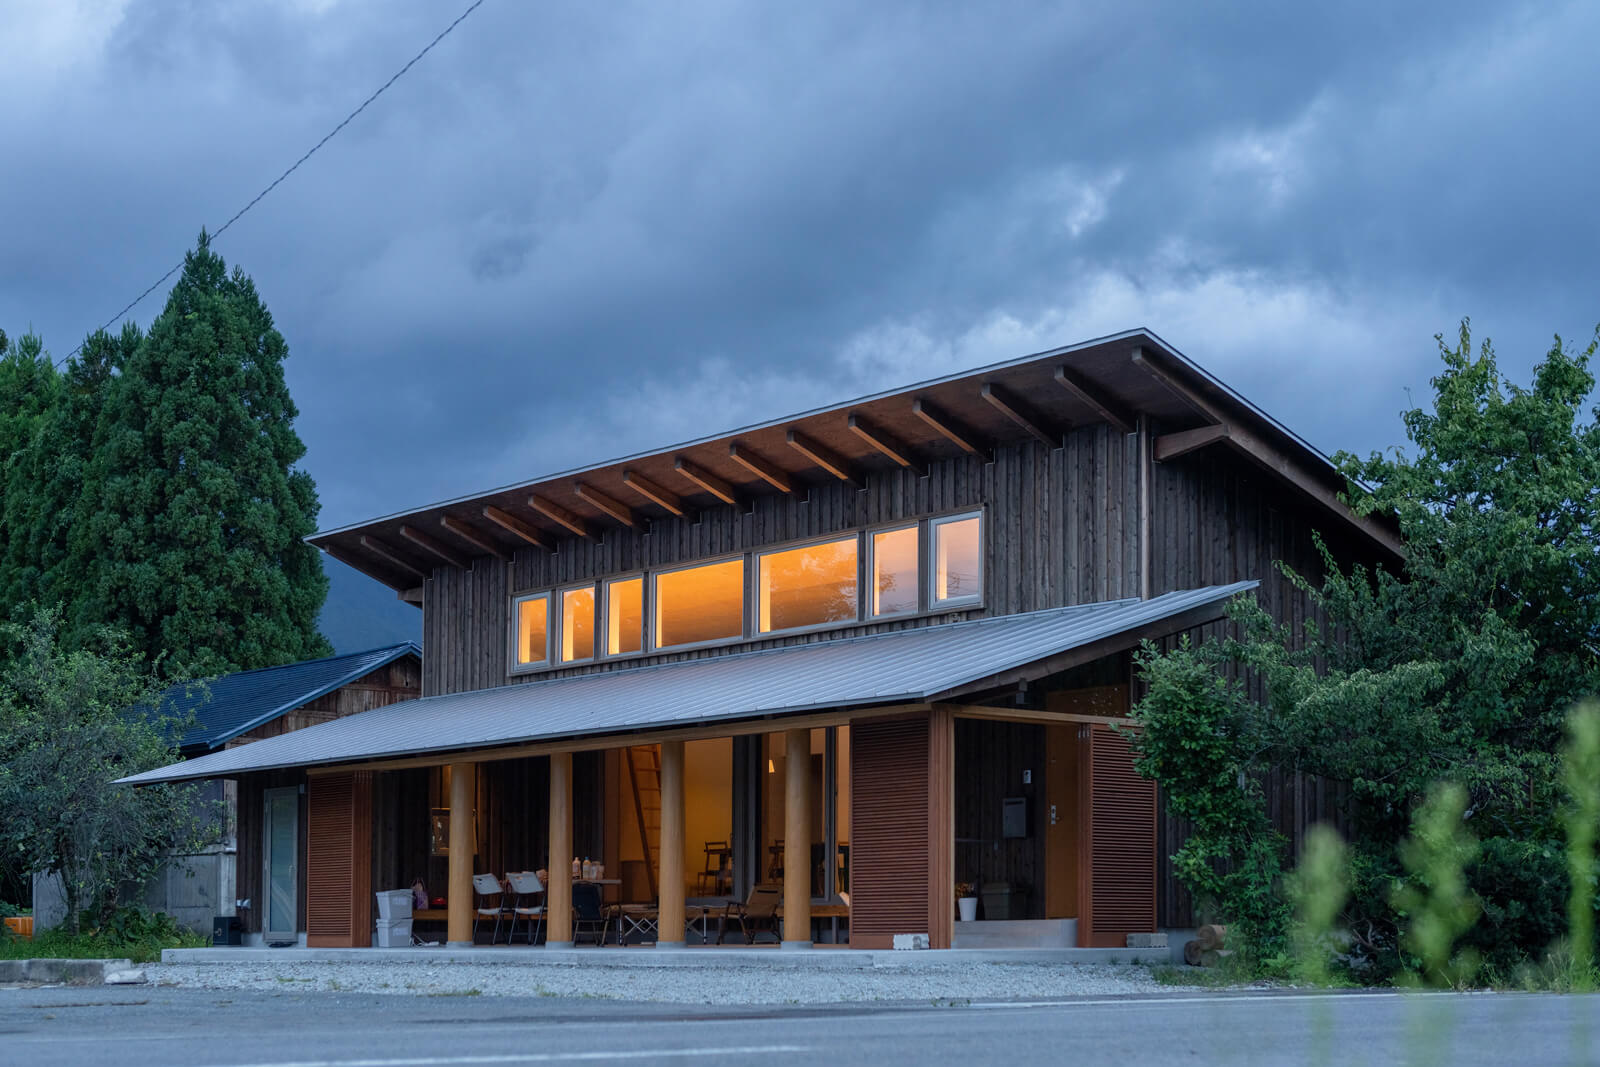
[118,581,1256,786]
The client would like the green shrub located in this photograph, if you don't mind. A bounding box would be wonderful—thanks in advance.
[0,905,206,963]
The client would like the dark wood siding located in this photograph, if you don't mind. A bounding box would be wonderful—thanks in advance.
[422,430,1140,697]
[237,657,421,743]
[954,719,1048,919]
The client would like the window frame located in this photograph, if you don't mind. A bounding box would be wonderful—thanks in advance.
[600,571,648,660]
[753,532,864,637]
[865,521,922,620]
[650,553,749,654]
[927,510,985,609]
[555,581,599,665]
[507,590,553,673]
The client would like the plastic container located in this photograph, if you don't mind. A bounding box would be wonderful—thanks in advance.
[374,918,413,947]
[376,889,413,920]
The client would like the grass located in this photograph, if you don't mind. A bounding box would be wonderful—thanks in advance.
[0,924,208,964]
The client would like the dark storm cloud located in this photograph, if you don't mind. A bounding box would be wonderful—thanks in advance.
[3,1,1595,533]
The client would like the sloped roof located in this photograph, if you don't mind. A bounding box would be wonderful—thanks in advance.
[164,643,421,751]
[121,582,1254,785]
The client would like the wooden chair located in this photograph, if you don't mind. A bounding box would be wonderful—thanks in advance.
[471,873,510,944]
[698,840,731,895]
[717,882,783,945]
[506,871,545,944]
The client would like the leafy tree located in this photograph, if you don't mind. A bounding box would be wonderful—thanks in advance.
[72,233,330,676]
[0,606,213,933]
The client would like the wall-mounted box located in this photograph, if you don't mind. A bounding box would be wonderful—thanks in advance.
[1002,796,1028,839]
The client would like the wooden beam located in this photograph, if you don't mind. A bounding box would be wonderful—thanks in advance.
[398,586,424,606]
[528,493,596,541]
[728,443,794,493]
[573,482,638,528]
[786,429,861,486]
[621,469,685,517]
[1154,423,1231,462]
[439,516,511,562]
[848,413,922,470]
[934,703,1132,728]
[981,382,1060,448]
[912,397,990,457]
[673,457,741,507]
[658,740,686,947]
[399,524,471,570]
[1054,366,1134,434]
[323,543,410,590]
[1132,349,1407,559]
[481,505,554,552]
[357,536,429,581]
[783,727,811,945]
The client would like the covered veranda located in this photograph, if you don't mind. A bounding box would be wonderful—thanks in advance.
[121,582,1253,951]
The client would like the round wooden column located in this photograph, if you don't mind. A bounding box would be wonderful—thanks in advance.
[657,740,686,947]
[445,762,475,947]
[546,751,573,947]
[782,727,812,949]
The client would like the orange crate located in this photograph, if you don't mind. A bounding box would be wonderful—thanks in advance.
[3,915,32,939]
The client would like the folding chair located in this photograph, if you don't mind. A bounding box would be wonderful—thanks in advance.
[571,881,609,946]
[507,871,545,945]
[718,882,783,944]
[472,873,510,944]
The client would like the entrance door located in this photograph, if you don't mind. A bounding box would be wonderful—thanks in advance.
[1043,725,1079,918]
[262,787,299,942]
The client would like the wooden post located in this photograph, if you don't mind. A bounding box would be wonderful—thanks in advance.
[926,709,955,950]
[446,762,474,947]
[547,752,573,947]
[658,740,686,947]
[783,727,812,948]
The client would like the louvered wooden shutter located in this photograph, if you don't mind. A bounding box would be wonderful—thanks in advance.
[1077,724,1156,947]
[306,771,373,948]
[850,717,931,949]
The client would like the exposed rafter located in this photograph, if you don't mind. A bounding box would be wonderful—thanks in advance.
[728,443,794,493]
[325,543,411,590]
[1053,366,1133,434]
[848,413,922,471]
[574,482,638,528]
[400,524,471,570]
[1153,424,1230,462]
[481,505,554,552]
[528,494,596,541]
[358,535,429,581]
[440,515,512,562]
[398,587,424,606]
[786,429,860,486]
[674,457,741,506]
[621,469,685,516]
[980,382,1060,448]
[912,397,991,457]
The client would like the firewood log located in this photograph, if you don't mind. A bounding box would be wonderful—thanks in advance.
[1183,939,1203,966]
[1196,924,1228,950]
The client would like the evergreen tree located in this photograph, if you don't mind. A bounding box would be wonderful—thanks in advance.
[74,233,330,675]
[0,331,62,612]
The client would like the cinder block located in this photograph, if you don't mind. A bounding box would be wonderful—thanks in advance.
[892,933,930,950]
[0,960,26,982]
[1125,933,1168,949]
[23,958,132,984]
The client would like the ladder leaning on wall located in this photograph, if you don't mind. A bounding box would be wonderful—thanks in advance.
[625,745,661,899]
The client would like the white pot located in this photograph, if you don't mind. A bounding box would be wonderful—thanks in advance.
[958,897,978,922]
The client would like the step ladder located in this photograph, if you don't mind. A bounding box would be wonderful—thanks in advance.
[625,745,661,899]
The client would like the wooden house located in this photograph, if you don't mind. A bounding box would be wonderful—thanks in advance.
[124,330,1397,950]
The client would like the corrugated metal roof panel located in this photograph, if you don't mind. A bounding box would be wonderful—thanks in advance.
[120,583,1254,785]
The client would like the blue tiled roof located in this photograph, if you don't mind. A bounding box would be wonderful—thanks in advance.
[162,643,420,751]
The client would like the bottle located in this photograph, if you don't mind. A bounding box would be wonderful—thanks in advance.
[571,856,581,879]
[582,858,593,879]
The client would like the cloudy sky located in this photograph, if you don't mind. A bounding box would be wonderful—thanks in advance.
[4,0,1597,541]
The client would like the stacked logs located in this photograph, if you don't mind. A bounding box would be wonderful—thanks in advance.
[1182,924,1231,967]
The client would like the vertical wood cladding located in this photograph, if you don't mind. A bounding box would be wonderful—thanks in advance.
[850,716,933,949]
[306,771,373,948]
[1077,724,1156,947]
[421,429,1139,697]
[237,658,422,743]
[953,719,1048,919]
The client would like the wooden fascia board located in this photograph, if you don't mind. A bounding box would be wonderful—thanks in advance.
[528,493,596,541]
[620,470,685,516]
[400,524,471,570]
[439,516,511,562]
[304,701,934,775]
[728,443,794,493]
[980,382,1061,448]
[481,505,554,552]
[847,413,922,471]
[934,703,1130,728]
[912,397,991,458]
[1152,423,1230,462]
[323,544,409,591]
[1053,366,1134,434]
[673,457,741,507]
[573,482,638,529]
[785,429,861,486]
[357,536,429,581]
[1132,350,1405,558]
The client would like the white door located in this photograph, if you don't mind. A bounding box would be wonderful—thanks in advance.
[262,787,299,942]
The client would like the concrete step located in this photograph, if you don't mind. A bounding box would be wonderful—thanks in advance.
[951,918,1077,949]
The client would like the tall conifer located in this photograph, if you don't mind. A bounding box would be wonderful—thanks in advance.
[0,331,62,612]
[76,233,330,675]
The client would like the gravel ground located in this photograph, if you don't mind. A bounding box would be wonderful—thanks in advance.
[150,959,1183,1003]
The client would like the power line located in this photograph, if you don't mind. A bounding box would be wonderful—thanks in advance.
[58,0,486,366]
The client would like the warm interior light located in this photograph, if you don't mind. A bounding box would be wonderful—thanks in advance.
[560,587,595,662]
[517,596,548,664]
[872,526,919,617]
[935,516,982,602]
[767,759,775,774]
[758,537,858,633]
[655,559,744,648]
[606,576,643,656]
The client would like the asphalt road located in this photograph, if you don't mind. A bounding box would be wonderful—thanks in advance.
[0,985,1596,1067]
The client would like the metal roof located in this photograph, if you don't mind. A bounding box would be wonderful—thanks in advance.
[120,583,1255,786]
[161,643,421,751]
